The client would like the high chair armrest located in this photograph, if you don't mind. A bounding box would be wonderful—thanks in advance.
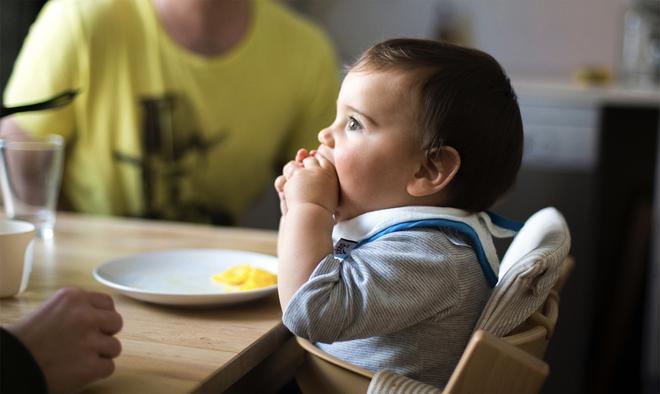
[367,370,442,394]
[295,336,374,378]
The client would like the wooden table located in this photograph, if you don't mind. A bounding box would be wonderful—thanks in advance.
[0,212,299,393]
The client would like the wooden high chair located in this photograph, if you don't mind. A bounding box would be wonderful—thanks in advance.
[294,257,572,394]
[294,207,573,394]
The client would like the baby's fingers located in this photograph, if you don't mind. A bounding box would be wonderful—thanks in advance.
[302,155,320,168]
[274,176,288,215]
[313,151,334,170]
[274,175,286,193]
[295,148,308,163]
[282,161,302,179]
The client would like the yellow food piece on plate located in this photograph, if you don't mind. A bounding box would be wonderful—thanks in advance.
[212,265,252,285]
[239,268,277,290]
[212,265,277,291]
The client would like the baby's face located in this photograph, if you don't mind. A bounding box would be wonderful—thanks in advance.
[316,70,424,222]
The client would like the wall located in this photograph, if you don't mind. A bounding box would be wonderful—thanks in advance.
[294,0,628,79]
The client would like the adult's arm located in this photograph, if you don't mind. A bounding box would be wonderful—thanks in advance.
[0,118,30,140]
[0,327,48,394]
[2,288,123,394]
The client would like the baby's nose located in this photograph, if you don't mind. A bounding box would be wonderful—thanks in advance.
[317,127,334,148]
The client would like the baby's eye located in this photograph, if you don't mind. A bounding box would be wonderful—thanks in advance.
[346,116,363,132]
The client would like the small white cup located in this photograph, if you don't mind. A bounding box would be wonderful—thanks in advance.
[0,219,36,298]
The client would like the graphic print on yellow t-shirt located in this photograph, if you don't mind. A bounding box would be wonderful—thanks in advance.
[112,94,231,223]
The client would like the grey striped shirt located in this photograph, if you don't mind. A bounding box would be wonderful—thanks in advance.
[282,228,492,388]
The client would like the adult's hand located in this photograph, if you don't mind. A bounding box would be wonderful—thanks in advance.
[6,288,123,394]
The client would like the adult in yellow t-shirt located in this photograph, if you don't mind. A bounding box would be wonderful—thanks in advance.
[2,0,339,225]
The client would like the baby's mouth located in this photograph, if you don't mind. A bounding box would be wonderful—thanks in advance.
[315,145,335,166]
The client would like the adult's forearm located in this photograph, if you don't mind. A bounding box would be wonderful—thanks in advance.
[0,118,30,140]
[0,328,48,393]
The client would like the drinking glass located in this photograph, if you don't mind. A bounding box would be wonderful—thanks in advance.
[0,134,64,239]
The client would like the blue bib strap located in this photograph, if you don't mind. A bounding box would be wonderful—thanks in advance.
[355,219,500,288]
[485,211,524,232]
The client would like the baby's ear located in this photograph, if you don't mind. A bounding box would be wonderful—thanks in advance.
[407,146,460,197]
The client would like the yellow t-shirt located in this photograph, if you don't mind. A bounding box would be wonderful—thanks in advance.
[4,0,339,224]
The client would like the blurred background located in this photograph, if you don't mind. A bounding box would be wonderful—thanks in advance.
[1,1,658,393]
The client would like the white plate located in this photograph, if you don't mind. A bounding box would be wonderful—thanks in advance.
[93,249,278,306]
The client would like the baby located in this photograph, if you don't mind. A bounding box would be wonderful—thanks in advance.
[274,38,523,387]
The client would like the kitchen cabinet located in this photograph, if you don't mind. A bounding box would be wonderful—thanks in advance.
[499,79,659,393]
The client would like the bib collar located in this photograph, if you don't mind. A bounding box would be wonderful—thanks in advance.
[332,206,523,287]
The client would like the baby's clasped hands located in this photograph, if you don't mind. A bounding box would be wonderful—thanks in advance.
[275,148,338,216]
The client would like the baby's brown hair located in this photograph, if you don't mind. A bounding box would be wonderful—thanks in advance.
[351,38,523,212]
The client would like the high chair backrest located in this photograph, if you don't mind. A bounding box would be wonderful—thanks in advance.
[502,256,574,357]
[476,207,571,338]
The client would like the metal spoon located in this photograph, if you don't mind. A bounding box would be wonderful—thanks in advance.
[0,90,79,118]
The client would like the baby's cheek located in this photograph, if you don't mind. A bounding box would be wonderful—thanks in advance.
[333,151,356,182]
[335,153,372,192]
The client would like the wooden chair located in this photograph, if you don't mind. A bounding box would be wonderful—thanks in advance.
[293,255,574,394]
[294,208,573,394]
